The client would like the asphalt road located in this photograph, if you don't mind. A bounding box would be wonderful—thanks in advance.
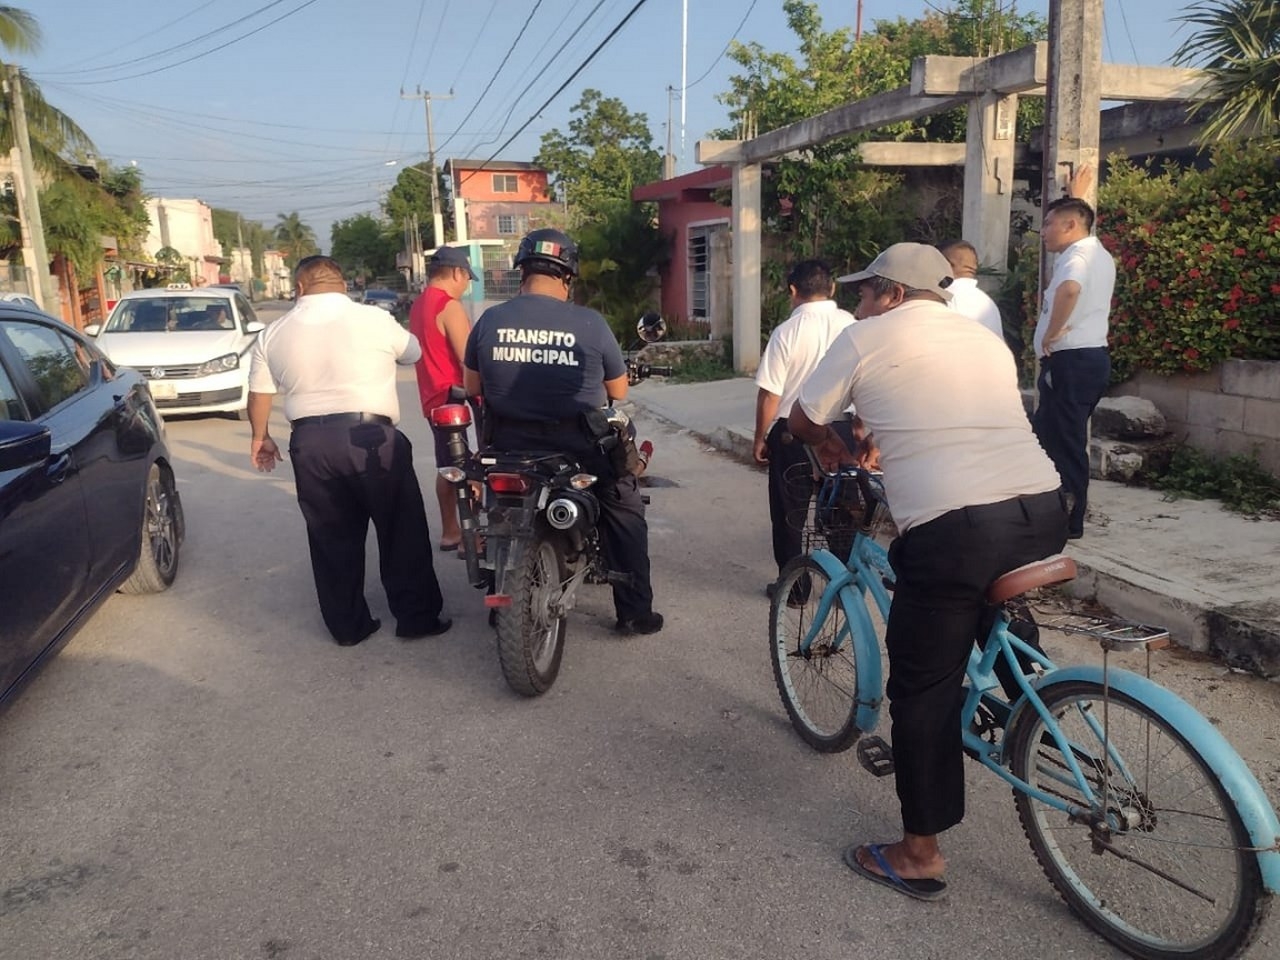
[1,332,1278,959]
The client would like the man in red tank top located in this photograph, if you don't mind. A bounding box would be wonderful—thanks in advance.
[409,245,478,550]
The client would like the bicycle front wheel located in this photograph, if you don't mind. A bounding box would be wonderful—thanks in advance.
[769,555,861,753]
[1008,681,1269,960]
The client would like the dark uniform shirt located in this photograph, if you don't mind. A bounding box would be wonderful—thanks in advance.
[464,295,625,422]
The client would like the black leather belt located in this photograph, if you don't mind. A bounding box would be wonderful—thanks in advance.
[291,412,392,428]
[494,416,580,435]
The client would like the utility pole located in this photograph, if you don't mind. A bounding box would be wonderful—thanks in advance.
[1039,0,1103,296]
[856,0,863,42]
[236,214,252,301]
[664,86,677,179]
[401,88,454,250]
[5,65,56,312]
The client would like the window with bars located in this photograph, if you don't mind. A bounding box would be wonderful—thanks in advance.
[497,215,516,235]
[688,228,712,321]
[492,174,519,193]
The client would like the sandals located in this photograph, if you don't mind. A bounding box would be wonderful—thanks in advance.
[843,843,948,901]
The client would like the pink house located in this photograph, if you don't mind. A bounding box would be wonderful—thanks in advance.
[632,166,731,328]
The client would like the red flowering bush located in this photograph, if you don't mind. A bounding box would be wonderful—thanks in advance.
[1097,140,1280,378]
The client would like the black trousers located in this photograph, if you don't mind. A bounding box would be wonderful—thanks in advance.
[884,489,1068,837]
[1032,347,1111,535]
[492,423,654,622]
[766,418,812,574]
[289,421,444,643]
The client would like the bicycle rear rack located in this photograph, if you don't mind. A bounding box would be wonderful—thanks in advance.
[1035,613,1171,652]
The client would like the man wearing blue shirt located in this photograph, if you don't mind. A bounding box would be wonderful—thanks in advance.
[464,229,662,635]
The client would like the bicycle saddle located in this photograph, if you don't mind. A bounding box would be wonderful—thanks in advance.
[986,554,1077,605]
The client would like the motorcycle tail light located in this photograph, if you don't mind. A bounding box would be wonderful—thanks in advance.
[484,594,513,608]
[569,473,597,490]
[430,403,472,428]
[487,473,533,494]
[437,466,466,483]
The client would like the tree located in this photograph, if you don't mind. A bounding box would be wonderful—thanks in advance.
[714,0,1045,326]
[212,208,270,280]
[0,5,39,53]
[383,162,453,244]
[330,214,399,279]
[273,211,318,268]
[536,89,662,223]
[1174,0,1280,142]
[574,198,670,337]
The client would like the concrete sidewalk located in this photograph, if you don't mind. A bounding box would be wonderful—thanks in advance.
[630,376,1280,679]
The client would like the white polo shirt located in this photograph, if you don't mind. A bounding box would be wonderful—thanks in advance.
[798,299,1061,532]
[1034,235,1116,357]
[248,292,421,423]
[947,277,1004,340]
[755,299,856,420]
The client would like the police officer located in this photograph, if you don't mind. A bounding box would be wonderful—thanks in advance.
[462,228,663,635]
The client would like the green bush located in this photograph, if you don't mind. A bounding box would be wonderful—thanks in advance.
[1097,140,1280,378]
[1155,445,1280,517]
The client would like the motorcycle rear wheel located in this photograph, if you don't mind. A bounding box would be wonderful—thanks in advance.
[496,534,568,697]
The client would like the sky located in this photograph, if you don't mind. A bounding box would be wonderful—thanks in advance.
[24,0,1193,244]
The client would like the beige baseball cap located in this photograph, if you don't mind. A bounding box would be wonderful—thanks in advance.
[837,242,955,301]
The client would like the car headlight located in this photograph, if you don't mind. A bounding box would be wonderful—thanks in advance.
[195,353,240,376]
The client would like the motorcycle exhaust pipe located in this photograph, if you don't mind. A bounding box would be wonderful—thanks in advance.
[546,497,580,530]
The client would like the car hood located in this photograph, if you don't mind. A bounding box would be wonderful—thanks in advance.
[96,330,252,365]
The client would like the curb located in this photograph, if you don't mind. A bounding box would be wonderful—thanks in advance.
[634,400,1279,679]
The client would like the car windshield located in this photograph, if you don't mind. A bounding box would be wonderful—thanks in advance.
[104,297,239,333]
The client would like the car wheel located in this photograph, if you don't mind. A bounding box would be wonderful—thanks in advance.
[120,463,182,594]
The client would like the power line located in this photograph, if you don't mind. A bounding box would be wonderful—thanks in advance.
[416,0,455,89]
[685,0,761,89]
[450,0,498,90]
[40,0,302,77]
[70,0,221,70]
[457,0,613,158]
[432,0,547,158]
[50,0,324,85]
[462,0,655,183]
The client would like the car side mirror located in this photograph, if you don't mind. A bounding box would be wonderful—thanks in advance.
[84,323,101,337]
[245,321,265,334]
[0,420,52,471]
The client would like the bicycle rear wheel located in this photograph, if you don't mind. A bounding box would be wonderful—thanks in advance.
[1008,681,1269,960]
[769,556,861,752]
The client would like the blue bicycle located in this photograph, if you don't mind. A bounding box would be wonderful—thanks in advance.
[768,466,1279,960]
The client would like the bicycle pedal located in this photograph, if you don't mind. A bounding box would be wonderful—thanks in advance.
[856,736,895,778]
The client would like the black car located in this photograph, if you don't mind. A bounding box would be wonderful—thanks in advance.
[0,304,184,706]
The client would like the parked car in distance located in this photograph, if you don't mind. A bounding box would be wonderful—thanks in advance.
[0,302,183,708]
[361,288,399,312]
[84,284,265,420]
[0,292,40,310]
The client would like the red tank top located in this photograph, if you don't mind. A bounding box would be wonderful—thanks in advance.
[409,286,465,415]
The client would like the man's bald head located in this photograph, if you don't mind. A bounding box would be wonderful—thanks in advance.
[938,240,979,279]
[294,255,346,294]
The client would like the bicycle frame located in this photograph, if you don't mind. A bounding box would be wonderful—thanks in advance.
[795,473,1280,893]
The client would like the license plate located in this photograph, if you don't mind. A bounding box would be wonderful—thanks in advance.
[150,381,177,400]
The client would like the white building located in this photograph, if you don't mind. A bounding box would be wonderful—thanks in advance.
[144,197,224,287]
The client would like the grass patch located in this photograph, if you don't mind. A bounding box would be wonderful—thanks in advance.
[667,355,740,383]
[1154,445,1280,518]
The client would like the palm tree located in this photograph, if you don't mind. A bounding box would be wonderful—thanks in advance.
[0,6,39,51]
[0,5,95,174]
[273,211,319,268]
[1175,0,1280,141]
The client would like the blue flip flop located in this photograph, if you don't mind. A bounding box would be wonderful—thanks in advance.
[843,843,948,902]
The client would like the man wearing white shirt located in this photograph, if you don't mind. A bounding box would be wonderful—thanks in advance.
[1033,196,1116,539]
[248,255,451,646]
[938,239,1004,341]
[753,260,856,591]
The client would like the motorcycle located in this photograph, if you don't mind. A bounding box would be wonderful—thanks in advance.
[431,315,671,697]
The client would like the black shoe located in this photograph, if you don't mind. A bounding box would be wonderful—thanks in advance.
[337,618,381,647]
[396,617,452,639]
[615,611,664,635]
[1067,528,1084,540]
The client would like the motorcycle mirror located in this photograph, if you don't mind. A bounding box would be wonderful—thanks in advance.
[636,312,666,343]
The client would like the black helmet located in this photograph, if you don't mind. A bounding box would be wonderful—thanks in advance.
[513,228,579,279]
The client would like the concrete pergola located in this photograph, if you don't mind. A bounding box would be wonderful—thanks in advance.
[695,40,1207,372]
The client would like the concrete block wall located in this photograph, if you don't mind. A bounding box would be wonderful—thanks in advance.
[1111,361,1280,474]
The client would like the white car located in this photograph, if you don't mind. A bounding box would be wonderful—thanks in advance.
[85,285,265,419]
